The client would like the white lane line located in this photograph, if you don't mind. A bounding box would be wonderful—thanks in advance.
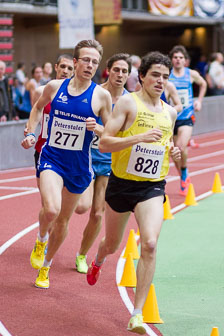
[167,164,224,183]
[0,222,39,255]
[0,176,35,184]
[0,167,34,174]
[197,138,224,148]
[169,149,224,168]
[0,186,36,191]
[0,189,39,201]
[0,322,12,336]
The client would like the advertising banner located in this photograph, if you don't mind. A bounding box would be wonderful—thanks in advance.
[148,0,193,16]
[58,0,94,49]
[94,0,122,25]
[194,0,224,18]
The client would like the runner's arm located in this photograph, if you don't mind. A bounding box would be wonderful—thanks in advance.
[99,95,162,153]
[190,69,207,111]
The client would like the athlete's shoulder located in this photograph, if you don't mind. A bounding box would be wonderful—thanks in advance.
[167,104,177,122]
[94,84,112,100]
[35,85,45,95]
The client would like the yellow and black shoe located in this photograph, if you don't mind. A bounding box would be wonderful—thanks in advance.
[35,266,50,289]
[30,239,48,269]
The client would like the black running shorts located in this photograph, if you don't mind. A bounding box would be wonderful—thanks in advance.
[105,172,166,213]
[174,118,194,135]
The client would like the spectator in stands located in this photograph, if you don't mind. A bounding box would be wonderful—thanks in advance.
[40,62,53,85]
[18,65,43,119]
[0,60,15,122]
[195,54,208,78]
[126,55,141,92]
[15,62,27,95]
[208,52,224,95]
[12,76,23,119]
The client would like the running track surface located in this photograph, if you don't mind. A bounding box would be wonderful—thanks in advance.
[0,130,224,336]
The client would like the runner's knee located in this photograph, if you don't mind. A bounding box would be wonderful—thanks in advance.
[141,239,157,257]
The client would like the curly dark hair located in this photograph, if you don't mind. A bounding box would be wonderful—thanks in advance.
[138,51,172,80]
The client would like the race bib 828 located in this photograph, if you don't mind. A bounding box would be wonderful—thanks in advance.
[126,143,165,179]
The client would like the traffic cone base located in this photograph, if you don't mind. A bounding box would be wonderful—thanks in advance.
[142,284,164,324]
[184,183,198,206]
[210,326,220,336]
[164,195,174,220]
[119,253,137,287]
[123,229,140,259]
[212,172,223,193]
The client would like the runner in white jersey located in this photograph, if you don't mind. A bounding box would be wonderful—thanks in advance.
[74,53,132,274]
[21,39,112,289]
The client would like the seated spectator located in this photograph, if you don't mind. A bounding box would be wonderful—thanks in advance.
[126,55,141,92]
[40,62,53,85]
[208,52,224,95]
[0,60,15,122]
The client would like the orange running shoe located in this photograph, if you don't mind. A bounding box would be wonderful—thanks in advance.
[180,176,191,196]
[189,139,200,148]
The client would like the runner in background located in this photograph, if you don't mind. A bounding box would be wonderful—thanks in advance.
[169,45,207,196]
[75,53,132,274]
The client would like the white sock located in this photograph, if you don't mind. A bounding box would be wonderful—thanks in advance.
[43,258,52,268]
[132,309,142,317]
[38,232,49,243]
[76,253,86,257]
[95,254,106,266]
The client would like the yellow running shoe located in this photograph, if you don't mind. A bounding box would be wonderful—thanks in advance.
[35,267,50,289]
[127,314,146,335]
[30,239,48,269]
[76,255,88,274]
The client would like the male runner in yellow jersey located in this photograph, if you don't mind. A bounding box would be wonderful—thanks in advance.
[87,51,181,334]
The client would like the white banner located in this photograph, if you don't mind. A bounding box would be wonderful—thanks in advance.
[148,0,193,16]
[194,0,224,18]
[58,0,94,49]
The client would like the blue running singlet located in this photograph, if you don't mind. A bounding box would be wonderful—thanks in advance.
[38,79,99,181]
[160,91,167,104]
[169,67,194,120]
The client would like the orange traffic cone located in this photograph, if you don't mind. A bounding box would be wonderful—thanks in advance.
[210,327,220,336]
[212,173,223,193]
[142,284,164,324]
[184,183,198,206]
[119,253,137,287]
[123,229,140,259]
[163,195,174,219]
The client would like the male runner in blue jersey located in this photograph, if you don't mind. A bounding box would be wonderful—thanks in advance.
[21,39,112,288]
[75,53,132,273]
[169,45,207,196]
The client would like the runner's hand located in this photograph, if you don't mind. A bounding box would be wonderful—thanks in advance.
[141,128,162,143]
[170,145,181,162]
[86,117,97,131]
[21,134,35,149]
